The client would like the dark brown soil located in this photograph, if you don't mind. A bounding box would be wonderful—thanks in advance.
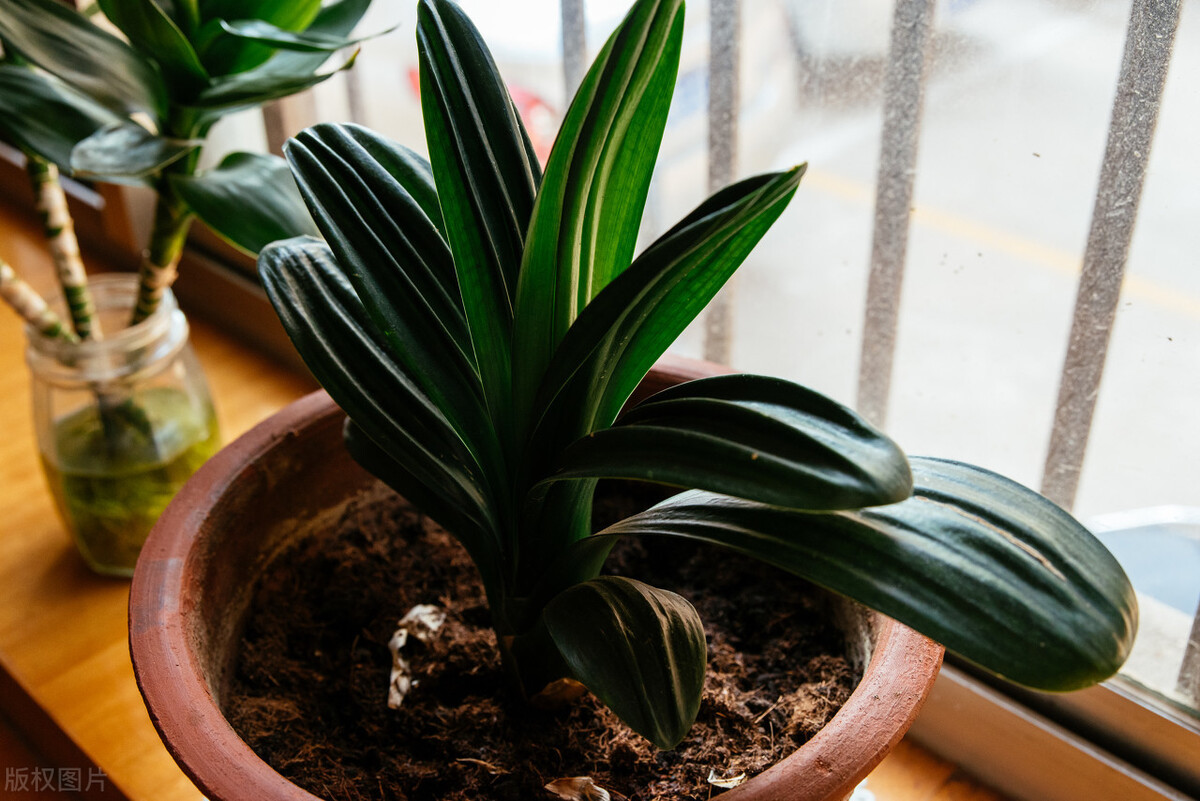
[226,483,859,801]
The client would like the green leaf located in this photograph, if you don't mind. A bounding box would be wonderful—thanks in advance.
[70,122,199,182]
[285,124,497,471]
[600,457,1138,692]
[171,151,319,255]
[511,0,683,422]
[0,64,127,171]
[544,577,706,749]
[199,0,314,25]
[291,124,452,301]
[200,0,371,91]
[343,419,505,598]
[188,49,356,113]
[516,169,801,594]
[258,236,501,551]
[549,374,912,510]
[154,0,199,35]
[218,17,391,53]
[418,0,543,440]
[0,0,167,121]
[260,0,372,75]
[197,0,321,75]
[527,168,803,460]
[97,0,209,94]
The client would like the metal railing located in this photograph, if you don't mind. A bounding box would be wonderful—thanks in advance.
[545,0,1200,748]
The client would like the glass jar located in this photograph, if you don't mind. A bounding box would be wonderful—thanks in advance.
[25,274,220,577]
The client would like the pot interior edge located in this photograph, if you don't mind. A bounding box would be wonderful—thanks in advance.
[827,595,875,678]
[187,407,377,708]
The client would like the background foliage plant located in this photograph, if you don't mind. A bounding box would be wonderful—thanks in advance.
[0,0,386,574]
[0,0,382,322]
[259,0,1137,750]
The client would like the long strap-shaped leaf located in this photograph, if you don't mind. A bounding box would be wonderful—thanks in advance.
[343,419,506,604]
[344,125,445,239]
[259,237,500,550]
[596,457,1137,692]
[544,576,706,750]
[417,0,541,438]
[549,374,912,511]
[284,126,498,470]
[516,171,801,586]
[527,168,803,463]
[0,0,167,122]
[287,125,470,352]
[512,0,683,423]
[304,124,447,260]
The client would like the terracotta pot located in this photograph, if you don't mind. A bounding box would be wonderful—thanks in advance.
[130,355,944,801]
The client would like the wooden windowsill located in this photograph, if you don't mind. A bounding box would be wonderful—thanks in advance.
[0,194,1007,801]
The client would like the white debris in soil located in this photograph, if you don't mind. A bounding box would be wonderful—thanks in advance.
[706,768,747,789]
[544,776,611,801]
[387,604,447,709]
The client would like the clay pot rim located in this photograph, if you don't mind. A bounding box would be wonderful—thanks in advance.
[131,363,944,801]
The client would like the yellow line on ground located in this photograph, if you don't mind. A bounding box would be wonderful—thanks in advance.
[803,167,1200,320]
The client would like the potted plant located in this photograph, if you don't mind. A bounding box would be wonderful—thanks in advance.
[131,0,1136,797]
[0,0,381,573]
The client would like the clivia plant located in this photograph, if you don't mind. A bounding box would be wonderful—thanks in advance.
[259,0,1137,751]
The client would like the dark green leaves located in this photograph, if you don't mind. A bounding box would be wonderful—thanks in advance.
[195,0,321,75]
[249,0,1134,757]
[260,237,506,596]
[343,419,504,595]
[284,123,491,461]
[258,236,499,551]
[260,0,373,75]
[218,18,387,53]
[0,0,167,121]
[545,577,706,749]
[171,151,319,254]
[0,64,126,170]
[550,374,912,510]
[417,0,541,436]
[97,0,209,93]
[601,457,1137,691]
[70,123,199,182]
[189,49,357,113]
[199,0,320,30]
[525,167,803,456]
[512,0,684,418]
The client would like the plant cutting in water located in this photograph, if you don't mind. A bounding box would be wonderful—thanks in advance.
[0,0,385,572]
[260,0,1137,750]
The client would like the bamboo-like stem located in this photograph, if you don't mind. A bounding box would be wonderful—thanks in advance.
[26,155,102,340]
[130,178,193,325]
[0,259,78,343]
